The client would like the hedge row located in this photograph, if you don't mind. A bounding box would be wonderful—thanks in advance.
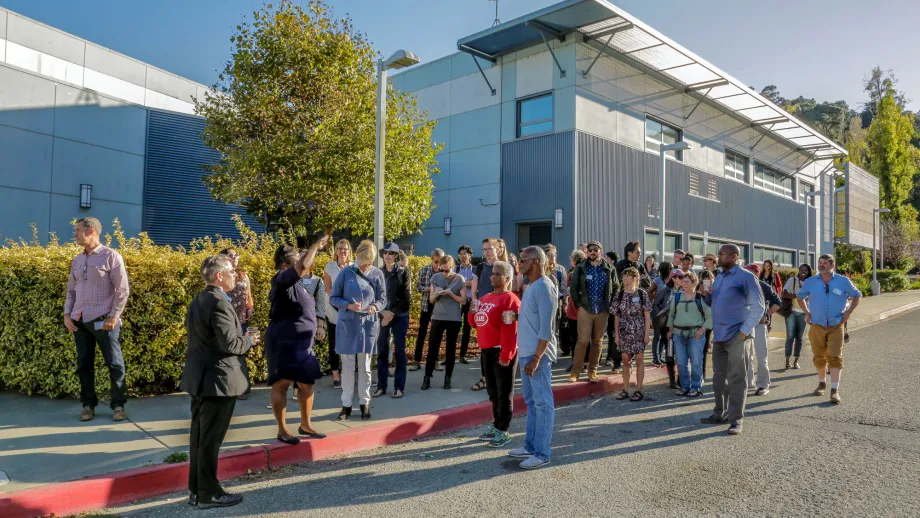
[0,220,431,398]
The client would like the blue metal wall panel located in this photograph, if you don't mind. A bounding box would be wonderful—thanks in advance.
[575,132,813,258]
[143,110,263,246]
[501,131,576,253]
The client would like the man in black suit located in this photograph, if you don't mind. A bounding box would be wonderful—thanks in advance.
[181,255,256,509]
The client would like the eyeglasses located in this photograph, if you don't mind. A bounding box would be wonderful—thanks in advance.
[586,247,600,252]
[482,247,494,252]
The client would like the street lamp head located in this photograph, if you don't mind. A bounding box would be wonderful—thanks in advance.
[383,50,420,70]
[661,141,692,152]
[874,208,891,214]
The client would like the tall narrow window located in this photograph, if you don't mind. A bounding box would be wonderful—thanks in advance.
[645,117,684,160]
[517,93,553,137]
[724,150,748,183]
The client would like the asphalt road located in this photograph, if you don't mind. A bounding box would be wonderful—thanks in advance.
[107,309,920,518]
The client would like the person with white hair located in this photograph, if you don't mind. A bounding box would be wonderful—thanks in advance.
[330,240,387,421]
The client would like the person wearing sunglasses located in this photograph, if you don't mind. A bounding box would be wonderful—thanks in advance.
[373,243,412,399]
[422,255,466,390]
[796,254,862,404]
[65,217,130,423]
[410,248,445,372]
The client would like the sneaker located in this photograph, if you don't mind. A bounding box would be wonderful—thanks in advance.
[408,363,421,372]
[814,381,827,396]
[112,407,126,421]
[507,447,533,458]
[434,363,444,372]
[830,388,841,404]
[478,427,498,441]
[372,389,386,398]
[459,356,470,364]
[588,373,599,383]
[333,379,342,389]
[568,374,579,383]
[488,431,512,448]
[519,456,550,469]
[80,406,95,422]
[699,415,726,425]
[727,423,743,435]
[754,387,769,396]
[604,358,613,367]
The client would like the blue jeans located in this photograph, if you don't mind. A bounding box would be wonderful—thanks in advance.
[376,314,409,392]
[519,355,555,462]
[673,332,705,392]
[784,312,806,357]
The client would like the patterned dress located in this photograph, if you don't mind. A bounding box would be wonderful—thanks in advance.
[226,272,252,326]
[610,288,652,354]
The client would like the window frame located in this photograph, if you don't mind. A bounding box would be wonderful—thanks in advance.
[723,149,749,184]
[687,234,748,265]
[753,244,796,268]
[644,228,683,263]
[516,92,554,139]
[644,116,685,161]
[799,181,817,206]
[753,162,794,200]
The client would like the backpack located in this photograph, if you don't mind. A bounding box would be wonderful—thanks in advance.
[674,291,704,323]
[617,287,649,309]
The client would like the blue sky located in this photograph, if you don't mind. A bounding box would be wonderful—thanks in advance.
[3,0,918,112]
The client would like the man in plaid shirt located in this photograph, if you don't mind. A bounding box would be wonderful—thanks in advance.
[63,218,130,422]
[409,248,445,371]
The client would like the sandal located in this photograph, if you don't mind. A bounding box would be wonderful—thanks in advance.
[687,390,701,397]
[615,390,629,400]
[392,389,404,399]
[471,379,487,391]
[630,391,644,402]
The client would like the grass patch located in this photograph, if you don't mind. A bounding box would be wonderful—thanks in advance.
[164,451,189,463]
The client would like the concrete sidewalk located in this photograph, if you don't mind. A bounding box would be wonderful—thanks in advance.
[1,289,917,498]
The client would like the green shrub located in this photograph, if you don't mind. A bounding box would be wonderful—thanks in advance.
[911,279,920,290]
[164,451,189,463]
[0,218,432,398]
[876,269,911,293]
[851,274,872,296]
[777,268,800,286]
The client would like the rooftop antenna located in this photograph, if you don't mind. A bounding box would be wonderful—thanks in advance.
[490,0,500,26]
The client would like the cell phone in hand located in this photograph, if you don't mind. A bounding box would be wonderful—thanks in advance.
[94,321,105,330]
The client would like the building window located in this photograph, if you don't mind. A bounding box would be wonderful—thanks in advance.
[645,117,683,160]
[754,162,794,199]
[517,93,553,137]
[724,150,748,183]
[799,181,816,206]
[754,245,795,267]
[689,235,748,265]
[644,229,682,263]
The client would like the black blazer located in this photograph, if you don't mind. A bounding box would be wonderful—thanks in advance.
[181,285,252,397]
[382,264,411,315]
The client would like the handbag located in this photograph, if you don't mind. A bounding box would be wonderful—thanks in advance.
[777,277,797,318]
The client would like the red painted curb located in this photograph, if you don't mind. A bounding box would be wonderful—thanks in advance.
[0,368,666,518]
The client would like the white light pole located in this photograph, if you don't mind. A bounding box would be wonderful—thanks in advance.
[871,207,891,296]
[374,49,420,265]
[658,141,692,261]
[804,190,823,267]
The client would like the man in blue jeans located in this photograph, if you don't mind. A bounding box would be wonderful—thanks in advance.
[508,246,558,469]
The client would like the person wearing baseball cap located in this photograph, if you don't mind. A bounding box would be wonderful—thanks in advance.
[568,240,620,383]
[373,242,412,399]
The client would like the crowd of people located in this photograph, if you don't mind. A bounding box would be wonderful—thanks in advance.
[62,217,864,508]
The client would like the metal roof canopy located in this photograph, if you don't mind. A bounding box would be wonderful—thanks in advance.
[457,0,847,175]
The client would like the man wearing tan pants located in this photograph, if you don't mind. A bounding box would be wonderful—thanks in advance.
[568,241,620,383]
[796,254,861,405]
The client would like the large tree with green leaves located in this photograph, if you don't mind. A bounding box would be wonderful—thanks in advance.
[867,91,919,228]
[195,0,440,238]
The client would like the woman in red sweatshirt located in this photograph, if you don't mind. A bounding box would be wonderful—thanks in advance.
[469,260,520,448]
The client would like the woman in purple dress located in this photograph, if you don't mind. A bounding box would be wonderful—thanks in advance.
[266,235,330,445]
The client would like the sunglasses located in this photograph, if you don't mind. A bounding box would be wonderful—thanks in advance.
[383,251,398,256]
[825,284,830,294]
[586,247,600,252]
[438,268,450,273]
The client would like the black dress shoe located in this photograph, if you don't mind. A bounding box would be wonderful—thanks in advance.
[199,493,244,510]
[337,406,352,420]
[699,415,727,425]
[443,376,452,390]
[277,434,300,445]
[187,492,198,506]
[421,376,431,390]
[298,427,327,439]
[360,404,371,420]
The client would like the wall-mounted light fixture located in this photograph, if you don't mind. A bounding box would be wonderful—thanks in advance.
[80,184,92,209]
[554,208,563,229]
[444,218,452,235]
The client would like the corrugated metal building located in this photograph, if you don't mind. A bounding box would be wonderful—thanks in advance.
[396,0,849,267]
[0,7,261,246]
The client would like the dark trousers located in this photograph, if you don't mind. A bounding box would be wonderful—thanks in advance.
[414,308,433,363]
[458,301,473,358]
[652,324,668,362]
[659,326,677,383]
[377,314,409,392]
[711,332,748,424]
[327,320,340,372]
[483,348,517,432]
[425,320,460,377]
[605,313,622,369]
[188,396,237,501]
[75,319,127,409]
[703,328,712,377]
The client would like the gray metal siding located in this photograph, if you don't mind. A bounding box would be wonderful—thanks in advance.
[143,110,262,246]
[501,131,576,252]
[575,132,815,257]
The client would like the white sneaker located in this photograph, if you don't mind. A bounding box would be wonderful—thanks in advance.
[507,447,533,458]
[519,456,550,469]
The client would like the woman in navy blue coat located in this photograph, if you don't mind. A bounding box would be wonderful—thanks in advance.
[329,240,386,420]
[265,235,330,445]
